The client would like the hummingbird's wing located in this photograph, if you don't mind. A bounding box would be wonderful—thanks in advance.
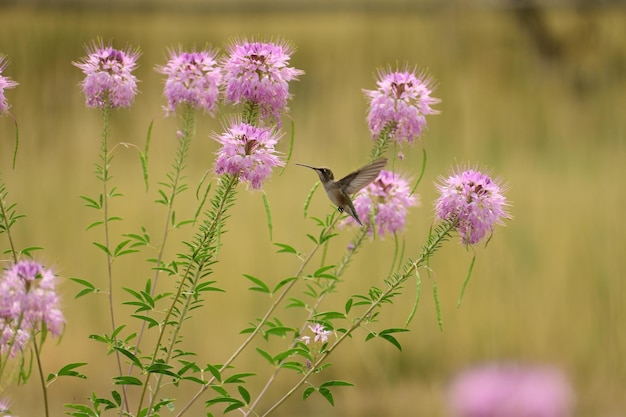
[337,158,387,195]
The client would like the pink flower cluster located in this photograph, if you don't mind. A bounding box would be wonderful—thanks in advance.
[156,48,222,115]
[221,38,304,124]
[213,121,284,190]
[435,166,510,245]
[0,261,64,357]
[0,56,18,116]
[73,40,140,109]
[364,67,440,144]
[342,170,418,236]
[448,363,574,417]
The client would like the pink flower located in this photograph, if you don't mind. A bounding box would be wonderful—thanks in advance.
[341,170,418,236]
[364,67,440,144]
[221,38,303,124]
[448,363,574,417]
[0,56,18,116]
[0,261,64,356]
[156,47,222,115]
[73,39,140,109]
[435,166,510,245]
[213,120,284,190]
[308,323,332,344]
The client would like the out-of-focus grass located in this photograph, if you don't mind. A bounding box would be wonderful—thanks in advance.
[0,6,624,417]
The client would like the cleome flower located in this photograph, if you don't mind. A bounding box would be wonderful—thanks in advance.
[435,166,510,245]
[0,261,64,357]
[73,39,140,109]
[213,120,284,190]
[448,363,574,417]
[156,47,222,115]
[341,170,418,236]
[363,66,440,144]
[221,38,303,124]
[0,55,18,116]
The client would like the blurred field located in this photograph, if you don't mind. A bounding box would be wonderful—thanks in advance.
[0,4,625,417]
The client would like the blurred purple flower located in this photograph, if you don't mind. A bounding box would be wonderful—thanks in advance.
[341,170,418,236]
[0,398,12,416]
[0,56,18,116]
[448,363,574,417]
[364,67,440,144]
[435,166,510,245]
[156,47,222,115]
[213,120,284,189]
[221,38,303,124]
[0,261,64,356]
[73,39,140,109]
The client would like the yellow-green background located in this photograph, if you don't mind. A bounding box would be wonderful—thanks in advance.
[0,4,624,416]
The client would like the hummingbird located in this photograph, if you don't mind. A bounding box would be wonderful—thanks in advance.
[296,158,387,226]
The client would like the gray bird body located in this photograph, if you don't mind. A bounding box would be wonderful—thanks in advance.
[296,158,388,225]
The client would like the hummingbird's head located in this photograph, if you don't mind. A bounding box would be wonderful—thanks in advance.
[296,164,335,182]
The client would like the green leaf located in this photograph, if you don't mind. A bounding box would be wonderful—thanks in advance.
[344,298,353,314]
[65,403,98,417]
[238,385,251,404]
[113,347,142,369]
[141,120,153,191]
[320,380,354,388]
[433,281,443,331]
[457,254,476,308]
[85,221,104,231]
[262,191,273,241]
[303,181,320,219]
[313,265,336,279]
[131,314,160,328]
[380,334,402,351]
[205,397,244,412]
[256,348,275,365]
[111,390,122,406]
[319,387,335,405]
[55,362,88,379]
[274,242,297,254]
[80,195,101,209]
[146,363,179,378]
[70,278,96,298]
[243,274,270,294]
[205,364,222,382]
[264,326,294,337]
[313,311,346,321]
[273,276,297,293]
[113,376,143,385]
[302,386,316,400]
[224,372,255,384]
[92,242,111,256]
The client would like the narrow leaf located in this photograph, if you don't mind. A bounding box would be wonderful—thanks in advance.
[457,254,476,307]
[113,376,143,386]
[262,191,273,241]
[274,242,297,254]
[303,181,320,219]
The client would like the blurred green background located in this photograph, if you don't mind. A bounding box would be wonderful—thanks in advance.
[0,2,624,416]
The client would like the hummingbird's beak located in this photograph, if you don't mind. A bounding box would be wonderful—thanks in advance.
[295,163,319,171]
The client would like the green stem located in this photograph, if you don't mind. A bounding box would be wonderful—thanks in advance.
[177,213,341,417]
[260,219,457,417]
[243,214,352,416]
[369,121,395,161]
[0,185,19,263]
[141,174,238,416]
[131,106,196,364]
[99,104,128,415]
[33,336,49,417]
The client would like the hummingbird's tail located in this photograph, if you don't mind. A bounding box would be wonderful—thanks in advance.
[340,204,363,226]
